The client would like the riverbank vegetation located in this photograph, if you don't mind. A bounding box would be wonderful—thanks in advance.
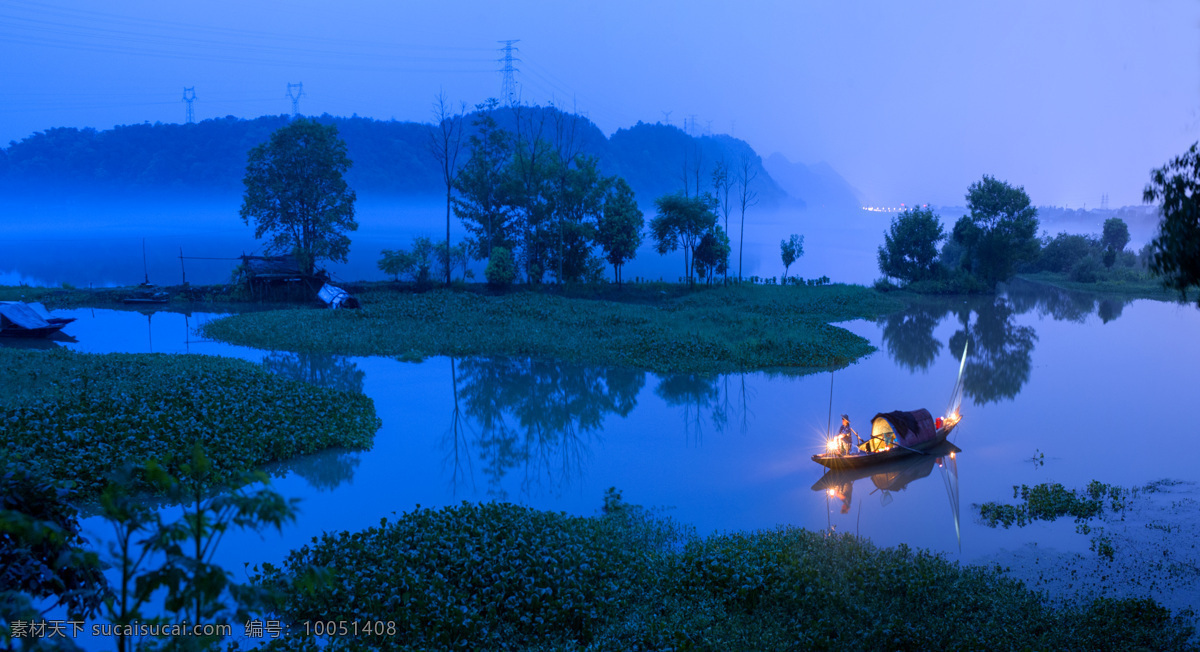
[201,283,901,374]
[253,493,1198,651]
[0,348,381,498]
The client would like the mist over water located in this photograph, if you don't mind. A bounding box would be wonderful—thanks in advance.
[1,192,894,288]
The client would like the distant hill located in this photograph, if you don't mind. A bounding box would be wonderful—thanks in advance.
[0,108,792,209]
[762,153,862,211]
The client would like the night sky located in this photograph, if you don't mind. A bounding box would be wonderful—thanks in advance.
[3,0,1198,207]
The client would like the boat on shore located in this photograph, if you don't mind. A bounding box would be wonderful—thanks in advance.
[0,302,76,338]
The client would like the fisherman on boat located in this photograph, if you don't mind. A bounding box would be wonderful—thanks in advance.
[837,414,860,455]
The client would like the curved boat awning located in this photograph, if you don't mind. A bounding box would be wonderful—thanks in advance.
[862,408,936,452]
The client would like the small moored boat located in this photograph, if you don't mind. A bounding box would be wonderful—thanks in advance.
[0,302,76,338]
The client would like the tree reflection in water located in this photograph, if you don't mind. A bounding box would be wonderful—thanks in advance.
[879,280,1134,406]
[876,303,950,372]
[260,351,366,395]
[454,358,646,499]
[949,297,1038,406]
[262,448,362,493]
[652,372,758,443]
[258,352,367,491]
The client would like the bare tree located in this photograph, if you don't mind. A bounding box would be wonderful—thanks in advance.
[712,157,734,281]
[736,154,759,281]
[429,91,466,285]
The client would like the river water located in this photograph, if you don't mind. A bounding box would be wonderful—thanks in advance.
[5,278,1199,647]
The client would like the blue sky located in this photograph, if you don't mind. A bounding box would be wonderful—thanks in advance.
[3,0,1198,207]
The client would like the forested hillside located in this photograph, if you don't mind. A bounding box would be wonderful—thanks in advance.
[0,108,793,207]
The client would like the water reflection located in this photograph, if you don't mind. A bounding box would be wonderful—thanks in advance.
[455,358,646,498]
[879,281,1143,407]
[1004,278,1132,324]
[877,304,948,372]
[813,441,962,545]
[949,298,1038,406]
[261,351,366,395]
[260,447,361,493]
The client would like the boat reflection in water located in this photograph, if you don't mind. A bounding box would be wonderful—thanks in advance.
[813,440,962,549]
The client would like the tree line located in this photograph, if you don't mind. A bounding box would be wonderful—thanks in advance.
[875,159,1200,305]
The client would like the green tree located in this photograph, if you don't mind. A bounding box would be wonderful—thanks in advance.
[1101,217,1130,269]
[650,193,718,283]
[240,117,357,276]
[485,246,517,289]
[695,226,732,284]
[1144,142,1200,305]
[878,207,946,283]
[595,177,644,284]
[548,154,609,283]
[377,236,436,283]
[780,233,805,279]
[952,175,1040,288]
[377,248,415,281]
[1101,217,1130,254]
[454,100,515,261]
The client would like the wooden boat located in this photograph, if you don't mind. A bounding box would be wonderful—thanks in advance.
[812,440,960,489]
[123,291,169,305]
[0,302,76,338]
[812,410,961,470]
[812,340,969,471]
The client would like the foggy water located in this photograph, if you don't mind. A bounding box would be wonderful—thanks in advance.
[0,194,888,287]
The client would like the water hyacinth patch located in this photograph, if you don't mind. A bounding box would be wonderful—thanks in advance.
[202,284,902,374]
[0,348,382,498]
[257,499,1198,651]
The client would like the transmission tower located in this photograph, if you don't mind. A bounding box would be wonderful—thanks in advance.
[661,110,672,126]
[498,40,520,106]
[286,82,305,118]
[1101,193,1109,210]
[182,87,196,124]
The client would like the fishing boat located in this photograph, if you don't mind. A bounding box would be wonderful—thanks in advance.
[0,302,76,338]
[812,440,961,490]
[812,340,968,471]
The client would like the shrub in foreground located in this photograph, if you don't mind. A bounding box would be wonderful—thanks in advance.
[256,500,1198,651]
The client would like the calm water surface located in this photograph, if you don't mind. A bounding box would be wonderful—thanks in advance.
[7,279,1199,647]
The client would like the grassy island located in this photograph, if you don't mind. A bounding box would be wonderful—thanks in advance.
[201,284,902,374]
[0,348,382,498]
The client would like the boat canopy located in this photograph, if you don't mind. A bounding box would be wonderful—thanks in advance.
[860,408,937,453]
[0,303,52,330]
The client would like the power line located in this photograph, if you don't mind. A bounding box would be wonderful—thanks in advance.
[498,39,520,106]
[182,86,196,124]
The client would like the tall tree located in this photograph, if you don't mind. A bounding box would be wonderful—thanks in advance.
[650,193,717,284]
[549,154,608,283]
[736,154,759,280]
[1144,142,1200,305]
[712,157,734,281]
[596,177,644,284]
[508,104,556,283]
[240,118,357,276]
[952,175,1039,289]
[877,207,946,283]
[780,233,805,279]
[453,99,514,262]
[429,92,466,285]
